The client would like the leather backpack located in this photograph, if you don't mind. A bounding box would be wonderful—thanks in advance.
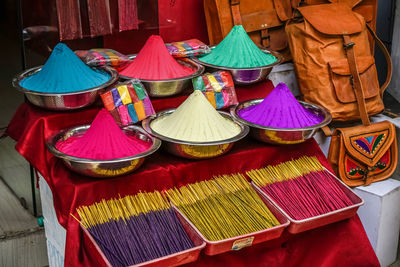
[202,0,378,61]
[203,0,297,60]
[286,3,390,122]
[286,3,397,186]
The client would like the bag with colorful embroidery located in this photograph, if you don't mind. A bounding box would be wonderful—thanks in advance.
[328,120,397,187]
[75,48,131,70]
[192,71,238,109]
[166,39,211,58]
[100,79,155,126]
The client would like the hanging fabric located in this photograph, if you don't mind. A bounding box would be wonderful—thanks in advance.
[86,0,113,37]
[118,0,139,31]
[56,0,83,40]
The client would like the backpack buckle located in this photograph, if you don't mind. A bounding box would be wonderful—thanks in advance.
[343,42,355,50]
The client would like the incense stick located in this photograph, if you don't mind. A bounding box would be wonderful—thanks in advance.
[247,157,354,220]
[74,191,193,266]
[166,174,280,241]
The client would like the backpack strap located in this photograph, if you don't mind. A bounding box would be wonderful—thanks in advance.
[366,24,392,97]
[230,0,242,25]
[342,34,371,126]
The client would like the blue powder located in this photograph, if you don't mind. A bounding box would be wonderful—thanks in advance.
[20,43,111,93]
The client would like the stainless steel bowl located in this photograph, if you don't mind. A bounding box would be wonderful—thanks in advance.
[12,66,118,111]
[120,56,204,98]
[142,109,249,159]
[192,48,282,85]
[46,125,161,178]
[230,99,332,145]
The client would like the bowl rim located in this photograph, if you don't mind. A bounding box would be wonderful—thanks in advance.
[119,56,205,82]
[191,48,283,70]
[46,125,161,164]
[230,99,332,132]
[142,109,249,146]
[12,65,119,96]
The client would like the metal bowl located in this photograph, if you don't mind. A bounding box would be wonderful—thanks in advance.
[142,109,249,159]
[120,55,204,98]
[46,125,161,178]
[230,99,332,145]
[192,48,282,85]
[12,65,118,111]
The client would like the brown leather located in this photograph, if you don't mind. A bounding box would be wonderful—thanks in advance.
[203,0,377,62]
[342,34,371,126]
[286,3,389,122]
[203,0,294,60]
[366,24,393,97]
[328,121,398,187]
[230,0,242,25]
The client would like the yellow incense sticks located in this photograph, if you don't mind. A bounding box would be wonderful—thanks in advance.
[166,174,279,241]
[76,191,170,228]
[247,156,325,187]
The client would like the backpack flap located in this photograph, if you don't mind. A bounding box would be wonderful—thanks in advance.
[297,3,363,35]
[336,121,397,186]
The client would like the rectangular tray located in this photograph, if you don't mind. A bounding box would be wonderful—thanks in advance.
[251,168,364,234]
[172,187,290,256]
[82,209,206,267]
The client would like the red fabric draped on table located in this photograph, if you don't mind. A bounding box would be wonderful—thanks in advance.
[6,80,379,267]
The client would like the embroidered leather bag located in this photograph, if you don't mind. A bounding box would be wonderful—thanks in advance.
[286,3,397,186]
[328,121,397,186]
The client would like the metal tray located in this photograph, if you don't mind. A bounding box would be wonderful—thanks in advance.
[251,168,364,234]
[172,188,290,256]
[82,208,206,266]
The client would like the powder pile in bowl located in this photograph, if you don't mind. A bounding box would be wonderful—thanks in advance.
[20,43,110,93]
[198,25,277,68]
[238,83,324,128]
[150,90,241,142]
[120,35,195,80]
[56,109,151,160]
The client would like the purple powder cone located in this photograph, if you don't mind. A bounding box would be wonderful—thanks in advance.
[238,83,324,128]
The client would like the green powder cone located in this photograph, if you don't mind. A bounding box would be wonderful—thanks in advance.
[198,25,277,68]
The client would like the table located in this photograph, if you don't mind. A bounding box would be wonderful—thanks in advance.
[6,81,380,267]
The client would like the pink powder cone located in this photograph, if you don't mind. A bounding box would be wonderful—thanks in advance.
[238,83,324,128]
[56,109,151,160]
[120,35,195,80]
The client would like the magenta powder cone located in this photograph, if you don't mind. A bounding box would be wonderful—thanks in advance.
[238,83,324,128]
[56,109,151,160]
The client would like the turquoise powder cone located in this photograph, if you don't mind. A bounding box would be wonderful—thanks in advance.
[20,43,110,93]
[198,25,277,68]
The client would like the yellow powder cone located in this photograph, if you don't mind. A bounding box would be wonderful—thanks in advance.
[151,90,241,142]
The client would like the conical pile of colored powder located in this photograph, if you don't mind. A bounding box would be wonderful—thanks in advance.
[20,43,110,93]
[151,90,241,142]
[120,35,195,80]
[56,109,151,160]
[238,83,324,128]
[198,25,277,68]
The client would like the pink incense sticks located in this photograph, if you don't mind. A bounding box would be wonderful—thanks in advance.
[238,83,324,128]
[119,35,195,80]
[56,109,151,160]
[247,157,354,220]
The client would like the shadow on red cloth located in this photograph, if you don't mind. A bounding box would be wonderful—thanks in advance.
[5,80,379,267]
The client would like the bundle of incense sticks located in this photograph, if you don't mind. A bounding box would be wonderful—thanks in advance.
[247,157,354,220]
[166,174,280,241]
[74,191,194,267]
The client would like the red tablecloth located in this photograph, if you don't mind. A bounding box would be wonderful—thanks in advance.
[6,81,379,267]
